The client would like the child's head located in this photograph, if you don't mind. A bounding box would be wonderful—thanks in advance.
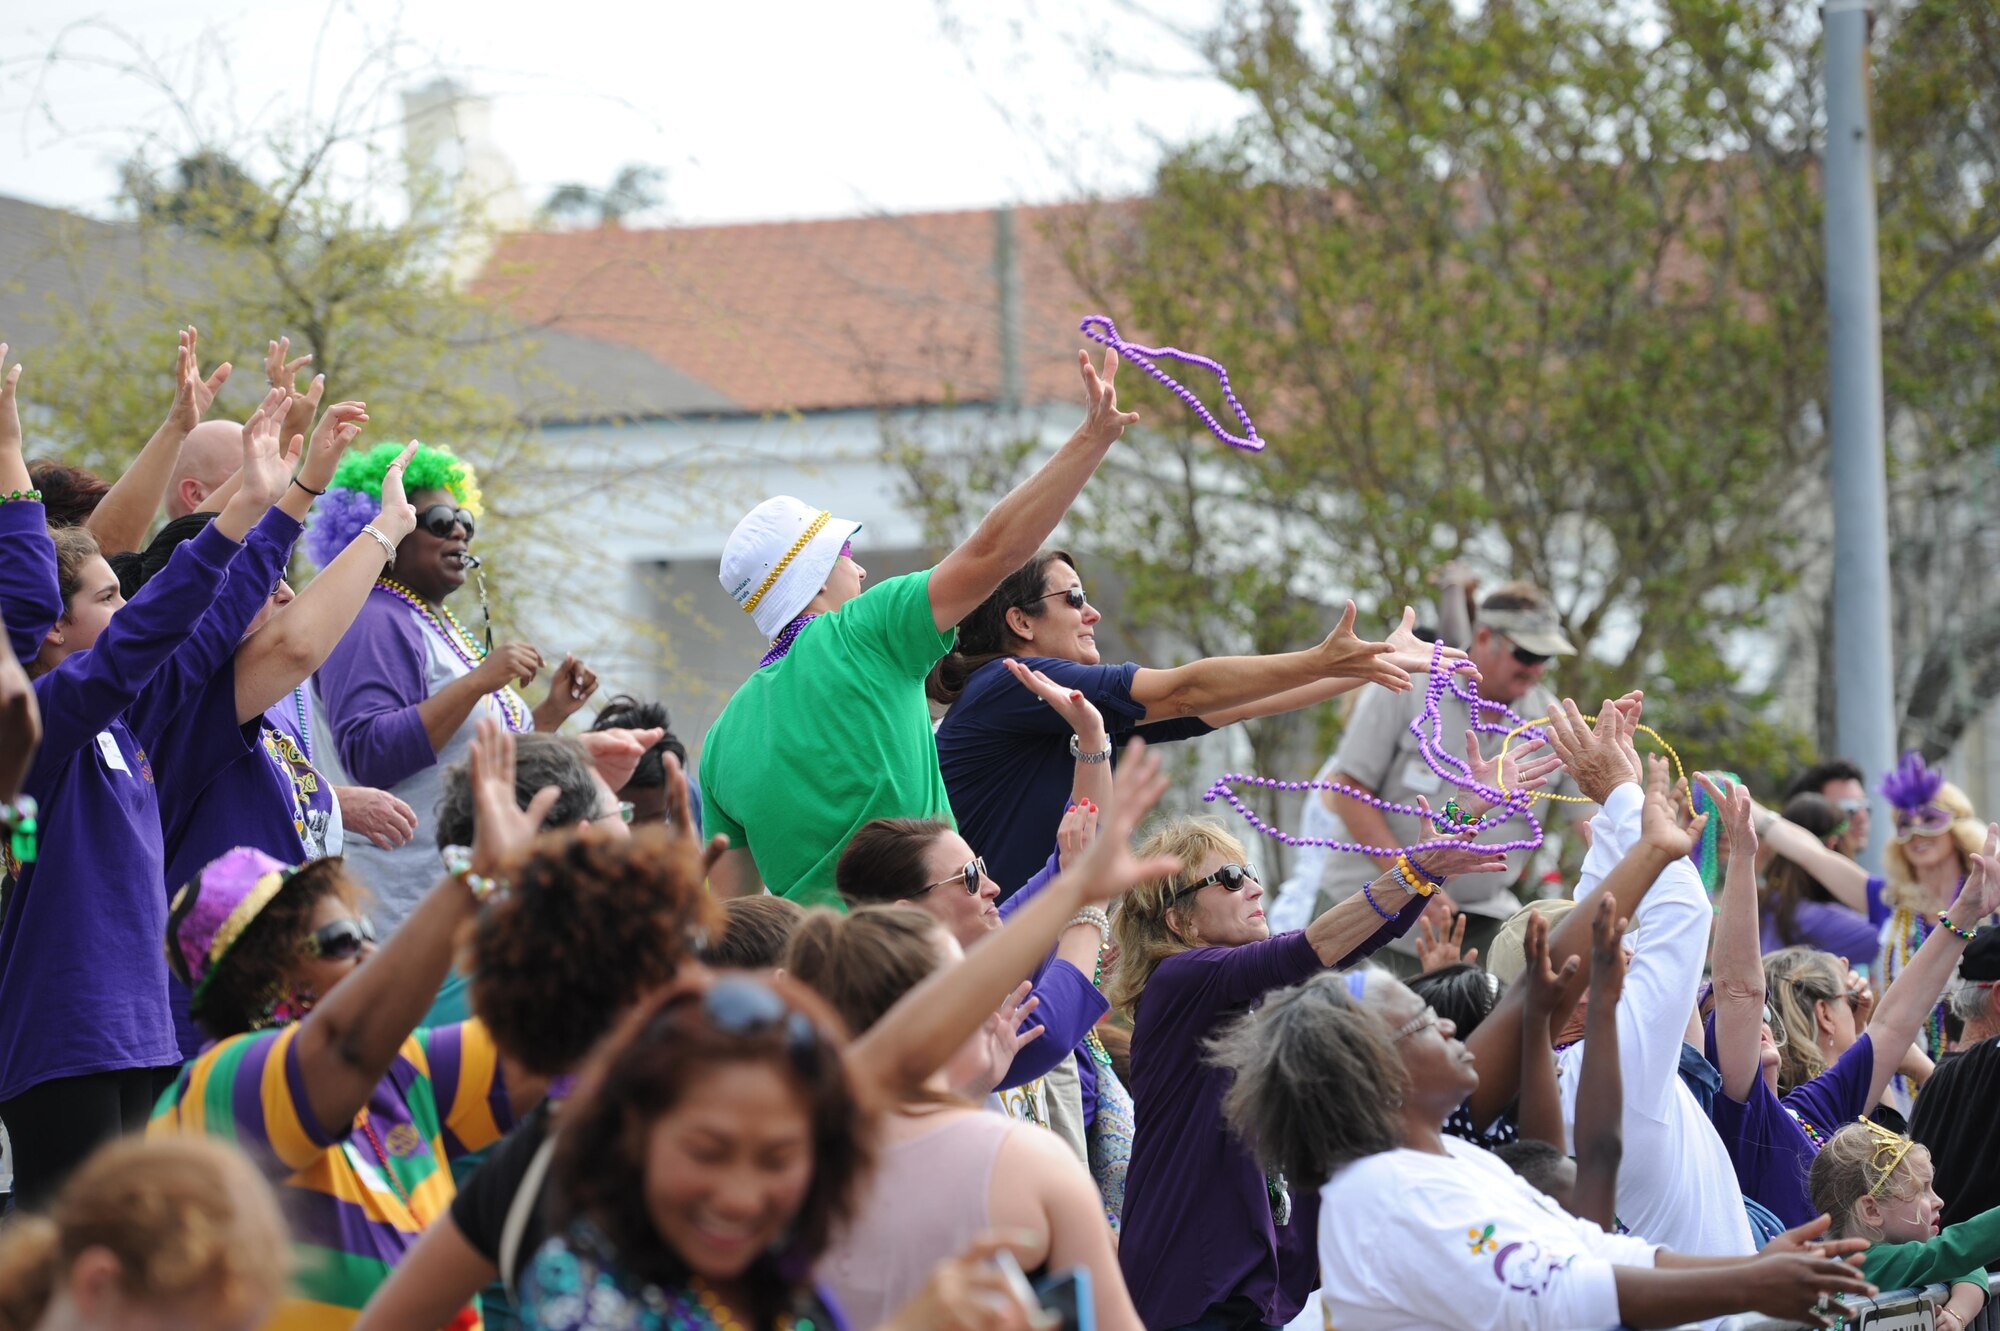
[1808,1120,1942,1243]
[1493,1139,1578,1214]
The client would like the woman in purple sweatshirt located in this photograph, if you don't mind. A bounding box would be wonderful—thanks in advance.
[0,381,297,1207]
[1105,819,1501,1331]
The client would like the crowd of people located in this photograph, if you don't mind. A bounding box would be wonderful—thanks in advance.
[1,331,1999,1331]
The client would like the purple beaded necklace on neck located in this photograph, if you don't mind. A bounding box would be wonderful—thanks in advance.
[760,614,820,669]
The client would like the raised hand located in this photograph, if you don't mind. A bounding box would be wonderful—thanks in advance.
[547,654,600,716]
[1056,798,1101,873]
[1640,754,1707,859]
[1696,772,1756,864]
[661,750,729,874]
[0,344,23,482]
[167,326,232,433]
[1416,911,1476,972]
[1587,890,1629,1007]
[467,716,559,876]
[1544,697,1642,805]
[1521,908,1579,1020]
[1311,601,1411,692]
[298,400,369,491]
[0,608,41,804]
[1064,738,1181,904]
[373,440,418,543]
[1074,346,1141,449]
[956,983,1045,1096]
[1461,728,1562,816]
[1002,657,1109,747]
[1947,822,2000,922]
[235,385,296,507]
[1382,606,1467,675]
[1409,795,1510,879]
[266,337,321,443]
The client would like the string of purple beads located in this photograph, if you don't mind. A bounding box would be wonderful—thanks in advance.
[1080,315,1263,452]
[1202,638,1547,857]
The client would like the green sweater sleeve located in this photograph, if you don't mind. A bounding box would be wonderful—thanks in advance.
[1861,1206,2000,1294]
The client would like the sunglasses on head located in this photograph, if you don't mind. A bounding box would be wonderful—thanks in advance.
[415,504,476,540]
[1172,863,1257,902]
[1028,586,1088,611]
[1894,805,1954,840]
[922,855,988,896]
[651,976,822,1072]
[303,916,376,961]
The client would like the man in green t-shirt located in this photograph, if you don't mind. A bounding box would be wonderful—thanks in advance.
[700,349,1139,907]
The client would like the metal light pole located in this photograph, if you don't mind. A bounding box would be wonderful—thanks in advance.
[1822,0,1897,875]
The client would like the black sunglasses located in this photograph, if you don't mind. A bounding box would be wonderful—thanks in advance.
[1027,586,1087,611]
[415,504,476,540]
[1172,863,1257,902]
[1505,639,1550,667]
[651,976,822,1071]
[922,855,988,896]
[303,916,376,961]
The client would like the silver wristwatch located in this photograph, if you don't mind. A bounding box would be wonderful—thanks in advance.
[1069,734,1112,764]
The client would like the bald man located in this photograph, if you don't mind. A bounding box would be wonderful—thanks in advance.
[164,419,244,519]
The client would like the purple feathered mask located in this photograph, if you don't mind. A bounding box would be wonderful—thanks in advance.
[1879,751,1945,814]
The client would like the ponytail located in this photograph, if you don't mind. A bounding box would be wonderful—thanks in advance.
[924,549,1080,707]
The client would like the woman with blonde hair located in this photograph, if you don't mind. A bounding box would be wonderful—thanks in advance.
[1108,814,1501,1331]
[1874,753,1999,1112]
[0,1136,290,1331]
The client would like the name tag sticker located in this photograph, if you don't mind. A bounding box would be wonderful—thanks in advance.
[1402,758,1443,795]
[96,730,131,774]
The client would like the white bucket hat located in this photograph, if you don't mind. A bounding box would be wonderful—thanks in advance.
[720,496,864,639]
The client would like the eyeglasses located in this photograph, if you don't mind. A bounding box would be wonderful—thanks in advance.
[1504,638,1550,667]
[1392,1005,1443,1042]
[593,801,636,825]
[1171,863,1257,903]
[303,916,376,961]
[650,976,822,1073]
[1894,806,1954,841]
[922,856,988,896]
[1027,586,1088,611]
[415,504,476,540]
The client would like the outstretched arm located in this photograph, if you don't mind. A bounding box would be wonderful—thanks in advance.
[926,349,1137,634]
[86,328,231,554]
[1572,892,1628,1231]
[1752,802,1873,914]
[1707,775,1768,1102]
[1863,827,2000,1109]
[1195,608,1464,727]
[1130,602,1410,723]
[1515,908,1577,1151]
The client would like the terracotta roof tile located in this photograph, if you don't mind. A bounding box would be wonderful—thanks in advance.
[475,203,1134,414]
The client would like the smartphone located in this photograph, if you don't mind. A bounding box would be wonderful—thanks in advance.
[1034,1268,1094,1331]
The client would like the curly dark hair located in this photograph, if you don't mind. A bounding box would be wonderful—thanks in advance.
[552,974,872,1322]
[699,894,807,970]
[588,695,688,790]
[1410,963,1505,1039]
[924,548,1079,706]
[193,861,364,1038]
[28,460,110,530]
[468,827,720,1077]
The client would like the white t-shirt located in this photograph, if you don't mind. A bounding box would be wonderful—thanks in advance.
[1557,784,1756,1260]
[1312,1136,1659,1331]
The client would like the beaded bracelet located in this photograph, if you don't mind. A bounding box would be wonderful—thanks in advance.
[1939,912,1977,942]
[1362,880,1399,922]
[1390,863,1430,897]
[1067,905,1112,949]
[1,488,44,504]
[1396,853,1441,894]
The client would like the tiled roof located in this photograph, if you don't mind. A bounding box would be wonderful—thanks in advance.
[474,203,1135,415]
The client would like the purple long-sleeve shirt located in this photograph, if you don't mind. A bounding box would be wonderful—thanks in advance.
[1117,895,1426,1330]
[0,499,61,660]
[0,515,278,1100]
[994,850,1110,1092]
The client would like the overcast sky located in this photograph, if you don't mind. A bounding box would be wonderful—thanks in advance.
[0,0,1250,224]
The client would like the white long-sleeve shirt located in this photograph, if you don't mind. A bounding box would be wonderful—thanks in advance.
[1314,1137,1661,1331]
[1558,782,1755,1258]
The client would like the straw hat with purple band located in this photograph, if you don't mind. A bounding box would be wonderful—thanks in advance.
[1478,604,1577,658]
[720,496,864,640]
[166,846,304,1004]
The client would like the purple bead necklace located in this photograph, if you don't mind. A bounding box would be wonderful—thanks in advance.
[1202,639,1546,857]
[1080,315,1263,451]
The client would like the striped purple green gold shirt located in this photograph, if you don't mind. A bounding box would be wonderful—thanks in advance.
[151,1019,514,1331]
